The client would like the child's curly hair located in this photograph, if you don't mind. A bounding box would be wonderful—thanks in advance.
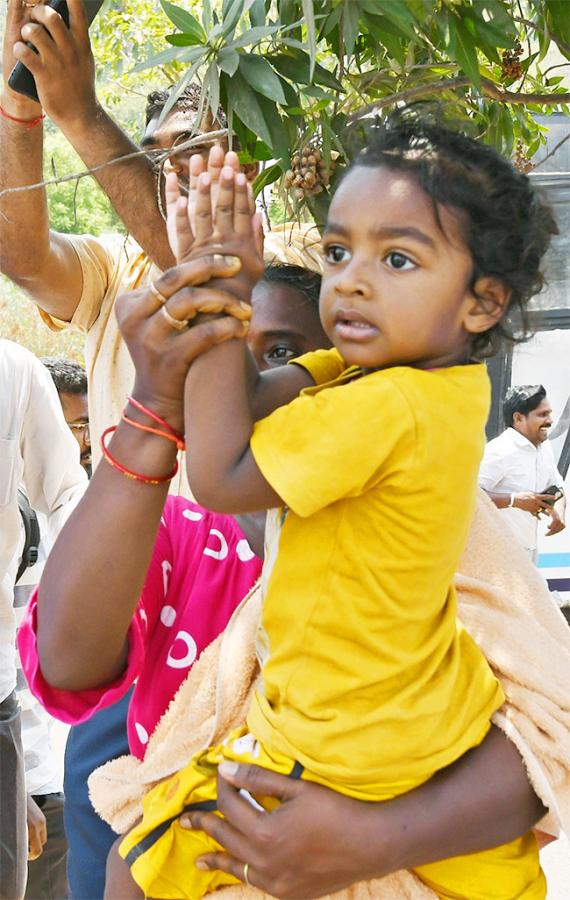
[346,111,558,359]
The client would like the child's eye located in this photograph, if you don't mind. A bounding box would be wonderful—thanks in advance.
[385,252,416,271]
[324,244,350,264]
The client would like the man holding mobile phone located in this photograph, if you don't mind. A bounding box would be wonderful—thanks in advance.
[0,0,256,485]
[479,384,566,563]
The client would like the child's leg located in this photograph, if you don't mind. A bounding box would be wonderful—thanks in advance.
[105,836,144,899]
[118,729,294,899]
[414,830,546,899]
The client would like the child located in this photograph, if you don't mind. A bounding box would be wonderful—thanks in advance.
[114,117,556,898]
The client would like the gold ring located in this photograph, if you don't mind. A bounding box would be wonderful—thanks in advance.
[243,863,250,886]
[22,1,40,7]
[161,305,189,332]
[149,281,167,307]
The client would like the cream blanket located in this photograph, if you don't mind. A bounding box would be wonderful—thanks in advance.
[89,492,570,898]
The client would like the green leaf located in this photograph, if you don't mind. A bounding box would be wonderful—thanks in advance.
[222,0,245,37]
[342,0,360,57]
[252,161,283,197]
[239,55,287,103]
[257,93,290,163]
[203,61,220,121]
[131,44,204,74]
[373,0,417,39]
[268,50,344,91]
[302,0,317,78]
[159,1,205,42]
[362,14,404,63]
[201,0,214,31]
[302,85,335,100]
[448,14,481,86]
[218,47,240,76]
[546,1,570,58]
[249,0,266,28]
[165,33,203,47]
[225,70,275,150]
[157,59,202,124]
[225,24,281,50]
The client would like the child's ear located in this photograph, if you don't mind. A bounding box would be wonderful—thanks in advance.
[463,277,511,335]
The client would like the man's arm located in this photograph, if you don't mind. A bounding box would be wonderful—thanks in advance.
[0,0,83,320]
[13,0,174,271]
[182,725,545,897]
[483,491,556,514]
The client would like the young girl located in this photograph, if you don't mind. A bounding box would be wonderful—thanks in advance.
[115,117,557,898]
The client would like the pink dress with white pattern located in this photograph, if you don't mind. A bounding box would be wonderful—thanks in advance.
[17,497,262,759]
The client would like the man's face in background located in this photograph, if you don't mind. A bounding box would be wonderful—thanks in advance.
[59,391,91,477]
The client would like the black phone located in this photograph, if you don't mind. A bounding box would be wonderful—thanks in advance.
[542,484,564,506]
[8,0,104,104]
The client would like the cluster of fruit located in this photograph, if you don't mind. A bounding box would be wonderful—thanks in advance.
[283,143,331,200]
[501,41,524,81]
[513,139,534,174]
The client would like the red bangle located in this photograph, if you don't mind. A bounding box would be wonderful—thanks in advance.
[101,426,179,485]
[0,104,45,130]
[127,396,184,443]
[122,413,185,451]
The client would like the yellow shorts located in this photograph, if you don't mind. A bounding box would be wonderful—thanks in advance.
[119,728,546,899]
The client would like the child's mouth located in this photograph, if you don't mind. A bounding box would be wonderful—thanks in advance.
[334,308,378,341]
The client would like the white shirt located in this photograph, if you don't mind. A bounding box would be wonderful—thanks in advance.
[478,427,564,552]
[0,340,87,702]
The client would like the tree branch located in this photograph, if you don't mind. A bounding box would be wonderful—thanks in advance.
[532,131,570,171]
[513,15,570,59]
[0,130,228,204]
[347,74,570,124]
[347,76,471,122]
[480,77,570,105]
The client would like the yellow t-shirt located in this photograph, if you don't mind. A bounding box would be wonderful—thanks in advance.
[249,353,504,800]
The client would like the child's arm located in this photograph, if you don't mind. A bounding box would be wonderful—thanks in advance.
[177,170,284,512]
[166,156,317,424]
[104,838,144,899]
[185,169,282,513]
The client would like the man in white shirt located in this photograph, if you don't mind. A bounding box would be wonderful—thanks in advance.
[0,339,86,899]
[479,384,566,562]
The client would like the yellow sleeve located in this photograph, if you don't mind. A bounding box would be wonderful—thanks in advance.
[251,371,416,518]
[37,233,130,334]
[289,348,345,386]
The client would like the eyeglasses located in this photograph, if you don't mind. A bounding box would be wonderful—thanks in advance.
[68,422,90,441]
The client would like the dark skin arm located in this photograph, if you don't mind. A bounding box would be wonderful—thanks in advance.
[182,726,545,899]
[11,0,174,272]
[104,723,545,899]
[172,168,298,512]
[0,0,83,320]
[36,256,250,691]
[484,490,558,513]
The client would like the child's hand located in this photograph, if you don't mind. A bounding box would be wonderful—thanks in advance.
[166,150,264,308]
[165,146,241,261]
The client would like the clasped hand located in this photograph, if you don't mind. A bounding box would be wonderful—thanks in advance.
[116,147,263,429]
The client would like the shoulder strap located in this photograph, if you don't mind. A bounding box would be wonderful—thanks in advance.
[16,489,41,583]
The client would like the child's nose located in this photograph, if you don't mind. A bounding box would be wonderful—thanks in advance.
[335,261,372,298]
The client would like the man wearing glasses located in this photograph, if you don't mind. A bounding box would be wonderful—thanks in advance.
[42,360,91,477]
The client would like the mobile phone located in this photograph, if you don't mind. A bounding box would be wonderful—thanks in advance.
[8,1,104,104]
[542,485,564,506]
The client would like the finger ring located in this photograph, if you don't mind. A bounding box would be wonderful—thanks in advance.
[22,1,40,7]
[149,281,167,307]
[161,305,189,332]
[243,863,251,886]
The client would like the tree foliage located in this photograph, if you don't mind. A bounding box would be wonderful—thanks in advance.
[117,0,569,219]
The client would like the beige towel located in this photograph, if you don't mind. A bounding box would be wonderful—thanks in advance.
[262,222,323,274]
[89,492,570,897]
